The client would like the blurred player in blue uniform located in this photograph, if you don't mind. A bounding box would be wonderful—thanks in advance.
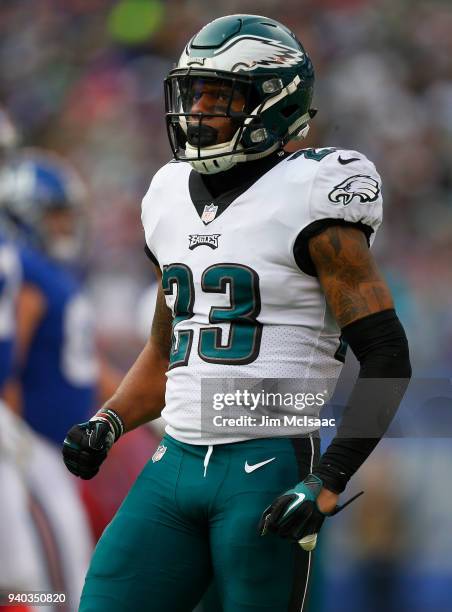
[0,148,99,443]
[0,147,159,584]
[0,148,96,608]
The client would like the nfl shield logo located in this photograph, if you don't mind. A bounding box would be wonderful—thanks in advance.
[201,203,218,224]
[152,444,167,463]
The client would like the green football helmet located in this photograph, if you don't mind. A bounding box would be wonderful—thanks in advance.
[165,14,316,174]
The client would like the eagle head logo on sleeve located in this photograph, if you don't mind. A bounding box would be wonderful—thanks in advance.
[328,175,380,206]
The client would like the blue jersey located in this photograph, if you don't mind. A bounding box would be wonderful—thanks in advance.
[0,234,21,389]
[19,246,98,444]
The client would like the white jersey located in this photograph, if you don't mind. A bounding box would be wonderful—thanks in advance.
[141,148,383,444]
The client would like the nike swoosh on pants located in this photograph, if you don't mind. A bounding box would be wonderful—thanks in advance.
[244,457,276,473]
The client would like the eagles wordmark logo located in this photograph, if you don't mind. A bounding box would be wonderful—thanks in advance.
[328,175,380,206]
[189,234,221,250]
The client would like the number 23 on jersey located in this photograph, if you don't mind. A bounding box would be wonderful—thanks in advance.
[162,263,262,368]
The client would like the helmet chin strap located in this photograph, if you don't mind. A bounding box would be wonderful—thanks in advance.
[290,108,317,142]
[185,115,312,175]
[185,143,240,174]
[185,123,244,174]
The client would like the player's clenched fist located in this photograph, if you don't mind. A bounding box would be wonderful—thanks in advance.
[62,408,124,479]
[258,475,329,549]
[258,474,363,550]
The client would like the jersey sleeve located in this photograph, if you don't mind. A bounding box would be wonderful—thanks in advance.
[141,176,159,267]
[141,162,180,268]
[144,243,159,266]
[293,150,383,276]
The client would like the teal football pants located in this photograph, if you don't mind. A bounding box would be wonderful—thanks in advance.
[79,433,319,612]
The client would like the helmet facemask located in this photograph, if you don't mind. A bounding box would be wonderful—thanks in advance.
[166,71,262,173]
[165,69,313,174]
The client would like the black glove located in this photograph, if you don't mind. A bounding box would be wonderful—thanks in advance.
[62,408,124,480]
[258,474,363,550]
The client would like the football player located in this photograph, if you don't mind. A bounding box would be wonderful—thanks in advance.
[0,149,96,608]
[63,15,411,612]
[0,148,99,441]
[0,148,160,606]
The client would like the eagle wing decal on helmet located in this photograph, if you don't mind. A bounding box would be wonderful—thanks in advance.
[328,175,380,206]
[210,35,305,72]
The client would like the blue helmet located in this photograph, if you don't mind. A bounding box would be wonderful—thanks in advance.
[0,148,86,261]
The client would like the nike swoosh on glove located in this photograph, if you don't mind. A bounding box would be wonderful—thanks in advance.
[62,420,115,480]
[258,474,363,550]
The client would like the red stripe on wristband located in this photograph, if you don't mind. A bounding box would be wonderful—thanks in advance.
[103,409,125,437]
[92,408,124,441]
[90,415,116,438]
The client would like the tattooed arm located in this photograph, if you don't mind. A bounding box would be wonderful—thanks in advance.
[308,225,393,327]
[102,266,172,432]
[308,226,411,511]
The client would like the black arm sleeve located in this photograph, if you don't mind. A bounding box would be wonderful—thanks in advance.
[312,309,411,493]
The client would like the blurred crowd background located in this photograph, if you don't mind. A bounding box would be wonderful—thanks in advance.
[0,1,451,611]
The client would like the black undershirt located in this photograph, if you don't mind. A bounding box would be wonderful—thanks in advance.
[200,150,286,200]
[188,151,287,223]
